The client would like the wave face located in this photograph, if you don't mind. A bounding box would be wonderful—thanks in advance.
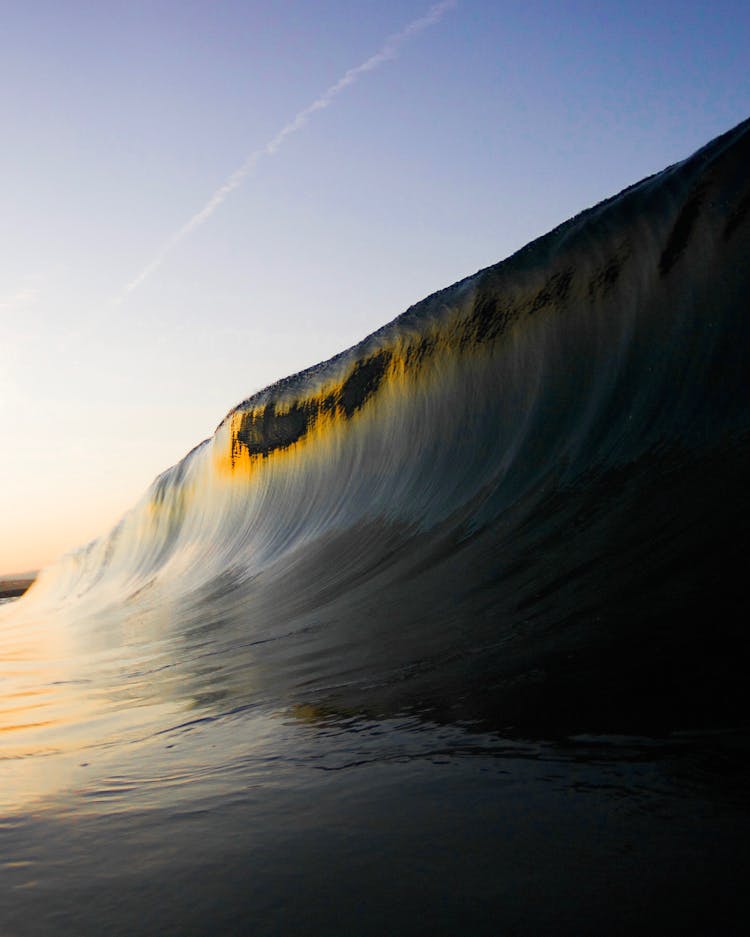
[3,120,750,937]
[10,117,750,733]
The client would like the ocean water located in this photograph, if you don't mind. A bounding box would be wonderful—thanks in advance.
[2,118,750,935]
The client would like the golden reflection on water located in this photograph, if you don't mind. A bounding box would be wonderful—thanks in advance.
[0,599,181,814]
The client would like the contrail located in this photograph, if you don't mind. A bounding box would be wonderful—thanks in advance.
[119,0,457,300]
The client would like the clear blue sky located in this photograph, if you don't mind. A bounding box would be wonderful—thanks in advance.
[2,0,748,572]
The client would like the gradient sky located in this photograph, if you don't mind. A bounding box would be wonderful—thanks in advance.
[2,0,749,574]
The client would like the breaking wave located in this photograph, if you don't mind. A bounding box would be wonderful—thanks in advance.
[7,117,750,733]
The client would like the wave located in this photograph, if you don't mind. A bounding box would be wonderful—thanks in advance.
[9,117,750,734]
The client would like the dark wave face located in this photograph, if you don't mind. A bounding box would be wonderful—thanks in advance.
[2,120,750,936]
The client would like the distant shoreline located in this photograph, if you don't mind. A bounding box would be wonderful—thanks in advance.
[0,576,37,599]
